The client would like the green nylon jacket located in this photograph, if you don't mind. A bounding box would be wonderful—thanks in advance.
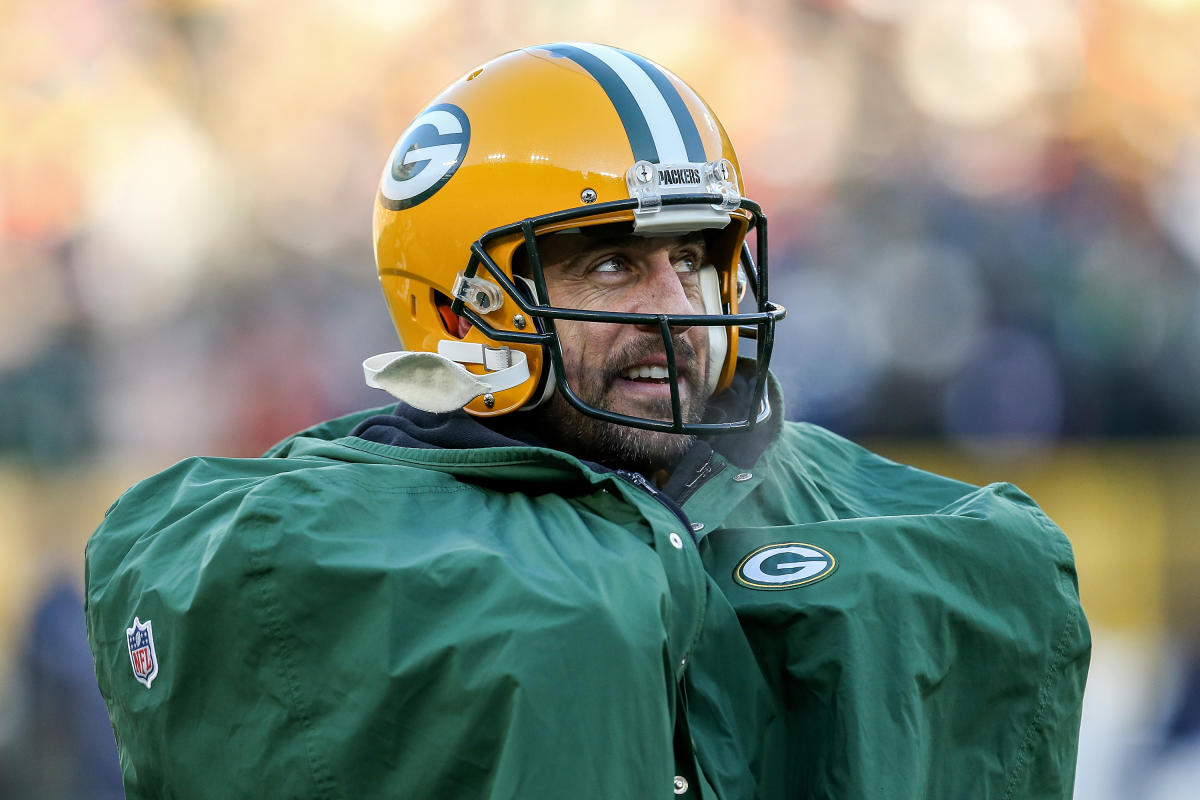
[86,411,778,799]
[86,389,1088,799]
[684,423,1090,799]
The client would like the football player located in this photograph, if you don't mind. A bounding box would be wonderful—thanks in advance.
[87,43,1089,799]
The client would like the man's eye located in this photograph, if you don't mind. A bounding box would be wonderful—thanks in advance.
[592,258,625,273]
[673,257,700,273]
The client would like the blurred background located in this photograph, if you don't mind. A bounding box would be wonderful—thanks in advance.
[2,0,1198,796]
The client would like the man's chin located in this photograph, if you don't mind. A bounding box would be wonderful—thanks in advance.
[604,384,698,426]
[582,421,696,475]
[532,389,702,474]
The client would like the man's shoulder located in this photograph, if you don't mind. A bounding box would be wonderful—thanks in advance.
[87,436,456,572]
[766,420,1069,546]
[772,420,879,462]
[261,404,397,456]
[101,405,446,524]
[773,420,952,474]
[766,420,976,509]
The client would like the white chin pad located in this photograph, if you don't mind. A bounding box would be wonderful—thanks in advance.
[363,351,489,413]
[699,265,727,395]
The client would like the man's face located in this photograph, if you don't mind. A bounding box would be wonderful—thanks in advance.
[529,228,714,473]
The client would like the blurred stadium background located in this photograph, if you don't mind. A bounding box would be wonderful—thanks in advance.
[2,0,1199,796]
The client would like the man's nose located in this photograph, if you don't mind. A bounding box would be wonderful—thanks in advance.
[632,254,697,332]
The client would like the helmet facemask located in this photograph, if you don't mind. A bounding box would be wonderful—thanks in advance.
[445,194,781,435]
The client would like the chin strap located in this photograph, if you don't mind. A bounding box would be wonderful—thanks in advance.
[366,268,727,414]
[363,342,530,413]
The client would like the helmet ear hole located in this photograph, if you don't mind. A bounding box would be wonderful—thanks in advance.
[434,291,469,338]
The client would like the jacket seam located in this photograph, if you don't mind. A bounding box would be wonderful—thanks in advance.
[999,512,1085,800]
[245,513,341,800]
[683,575,710,670]
[336,437,585,470]
[999,600,1081,800]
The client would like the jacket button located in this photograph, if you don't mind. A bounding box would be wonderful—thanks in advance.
[733,471,753,481]
[669,532,683,549]
[673,776,689,794]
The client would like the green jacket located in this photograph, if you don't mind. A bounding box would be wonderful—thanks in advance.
[683,422,1089,799]
[86,410,777,799]
[87,392,1088,799]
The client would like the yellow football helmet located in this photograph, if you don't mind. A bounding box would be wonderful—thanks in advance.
[367,42,784,433]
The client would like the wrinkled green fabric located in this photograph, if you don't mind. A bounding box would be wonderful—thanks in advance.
[685,421,1090,800]
[86,411,776,799]
[87,396,1088,799]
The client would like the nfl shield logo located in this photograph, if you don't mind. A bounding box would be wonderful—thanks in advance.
[126,616,159,688]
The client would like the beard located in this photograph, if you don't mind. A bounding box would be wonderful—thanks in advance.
[531,334,710,474]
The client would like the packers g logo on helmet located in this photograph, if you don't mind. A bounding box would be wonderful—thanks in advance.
[380,103,471,210]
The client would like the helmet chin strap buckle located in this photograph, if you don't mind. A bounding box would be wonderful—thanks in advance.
[363,343,530,413]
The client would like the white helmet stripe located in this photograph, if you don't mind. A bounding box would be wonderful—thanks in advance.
[540,43,708,165]
[564,42,690,164]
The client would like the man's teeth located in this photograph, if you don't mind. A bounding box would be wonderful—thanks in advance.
[622,365,671,380]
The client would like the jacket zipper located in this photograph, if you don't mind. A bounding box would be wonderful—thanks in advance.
[616,469,697,539]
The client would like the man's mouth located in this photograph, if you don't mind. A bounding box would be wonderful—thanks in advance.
[620,365,671,383]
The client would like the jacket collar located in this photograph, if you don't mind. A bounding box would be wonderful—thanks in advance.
[266,362,784,479]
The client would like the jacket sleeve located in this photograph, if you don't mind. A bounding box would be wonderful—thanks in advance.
[87,470,331,798]
[87,461,693,799]
[701,475,1090,800]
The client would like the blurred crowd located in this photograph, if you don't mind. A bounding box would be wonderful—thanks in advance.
[2,0,1200,797]
[2,0,1199,468]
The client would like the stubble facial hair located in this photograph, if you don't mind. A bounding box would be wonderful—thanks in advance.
[532,333,709,475]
